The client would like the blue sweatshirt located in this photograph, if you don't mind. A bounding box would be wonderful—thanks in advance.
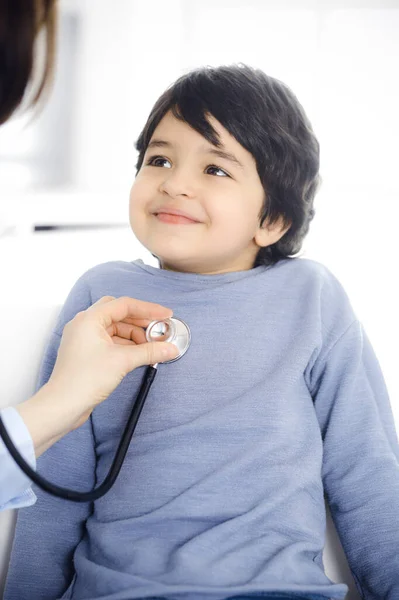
[4,258,399,600]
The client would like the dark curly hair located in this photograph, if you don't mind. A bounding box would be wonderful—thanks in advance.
[135,64,320,267]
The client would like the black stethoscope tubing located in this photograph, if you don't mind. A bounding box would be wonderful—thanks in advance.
[0,364,158,502]
[0,317,190,503]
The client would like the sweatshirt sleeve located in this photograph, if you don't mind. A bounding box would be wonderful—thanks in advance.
[310,319,399,600]
[4,275,97,600]
[0,407,37,511]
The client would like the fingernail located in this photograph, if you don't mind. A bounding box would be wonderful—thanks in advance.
[162,344,177,357]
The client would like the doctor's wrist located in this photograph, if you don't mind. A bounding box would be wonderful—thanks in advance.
[16,380,90,458]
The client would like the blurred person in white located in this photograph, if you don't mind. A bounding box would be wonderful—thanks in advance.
[4,61,399,600]
[0,0,178,512]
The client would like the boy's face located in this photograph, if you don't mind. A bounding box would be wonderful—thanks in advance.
[129,111,288,274]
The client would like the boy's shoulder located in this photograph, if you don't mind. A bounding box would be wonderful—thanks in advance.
[279,256,348,293]
[272,257,356,326]
[76,260,144,288]
[291,256,357,329]
[55,261,142,334]
[80,259,138,278]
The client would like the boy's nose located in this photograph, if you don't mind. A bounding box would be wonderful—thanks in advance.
[159,172,196,199]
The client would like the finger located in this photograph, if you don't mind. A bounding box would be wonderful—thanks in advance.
[106,322,147,344]
[116,317,161,328]
[111,336,136,345]
[87,296,173,328]
[118,341,179,369]
[90,295,115,307]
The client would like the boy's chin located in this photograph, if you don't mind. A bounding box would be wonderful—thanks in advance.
[149,248,219,274]
[156,255,198,273]
[147,252,178,271]
[159,259,189,273]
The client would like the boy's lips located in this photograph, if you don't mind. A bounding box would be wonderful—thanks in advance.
[152,208,201,225]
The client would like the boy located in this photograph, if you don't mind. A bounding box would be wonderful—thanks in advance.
[5,64,399,600]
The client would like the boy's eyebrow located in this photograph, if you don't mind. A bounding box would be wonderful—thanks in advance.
[207,148,244,170]
[147,140,171,150]
[147,139,244,170]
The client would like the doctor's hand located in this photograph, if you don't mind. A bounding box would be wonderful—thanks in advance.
[16,296,179,457]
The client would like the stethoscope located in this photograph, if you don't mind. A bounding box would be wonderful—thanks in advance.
[0,317,191,503]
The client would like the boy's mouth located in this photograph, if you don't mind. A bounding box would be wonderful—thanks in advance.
[152,208,201,225]
[154,213,199,225]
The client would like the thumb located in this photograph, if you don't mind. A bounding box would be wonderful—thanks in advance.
[120,341,179,372]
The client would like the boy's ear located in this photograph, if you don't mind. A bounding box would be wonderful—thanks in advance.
[255,216,291,248]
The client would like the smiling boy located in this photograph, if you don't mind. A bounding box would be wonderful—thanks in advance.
[5,64,399,600]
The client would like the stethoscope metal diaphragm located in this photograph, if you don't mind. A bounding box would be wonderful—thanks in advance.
[145,317,191,363]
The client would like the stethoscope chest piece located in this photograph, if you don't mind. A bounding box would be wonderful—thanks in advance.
[145,317,191,363]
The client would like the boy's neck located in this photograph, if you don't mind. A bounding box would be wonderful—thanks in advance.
[159,260,254,276]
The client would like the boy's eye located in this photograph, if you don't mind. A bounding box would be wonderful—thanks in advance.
[205,165,230,178]
[146,156,229,178]
[146,156,172,168]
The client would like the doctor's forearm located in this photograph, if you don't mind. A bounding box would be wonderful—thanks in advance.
[16,381,88,458]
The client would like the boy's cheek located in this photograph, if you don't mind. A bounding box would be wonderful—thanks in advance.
[129,188,149,212]
[130,178,156,206]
